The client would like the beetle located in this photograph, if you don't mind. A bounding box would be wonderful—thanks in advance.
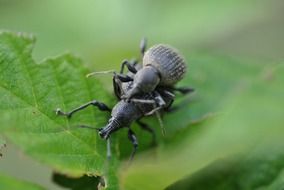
[87,38,193,101]
[56,39,193,160]
[55,79,176,160]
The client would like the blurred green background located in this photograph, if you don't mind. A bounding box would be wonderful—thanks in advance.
[1,0,284,65]
[0,0,284,189]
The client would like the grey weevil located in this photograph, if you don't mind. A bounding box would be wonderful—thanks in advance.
[87,39,193,101]
[55,39,193,160]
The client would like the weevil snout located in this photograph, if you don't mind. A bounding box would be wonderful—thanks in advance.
[98,128,109,139]
[98,117,122,140]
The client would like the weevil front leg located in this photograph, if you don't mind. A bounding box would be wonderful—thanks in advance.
[128,129,138,162]
[113,75,123,99]
[120,60,138,74]
[55,100,111,119]
[140,37,147,56]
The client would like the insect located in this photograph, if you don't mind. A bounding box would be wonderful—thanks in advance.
[56,39,193,160]
[87,38,193,101]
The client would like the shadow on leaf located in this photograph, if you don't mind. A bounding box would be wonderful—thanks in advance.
[166,147,284,190]
[52,172,103,190]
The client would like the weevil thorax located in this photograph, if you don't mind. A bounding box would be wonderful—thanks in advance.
[125,66,160,99]
[98,100,142,139]
[143,44,187,86]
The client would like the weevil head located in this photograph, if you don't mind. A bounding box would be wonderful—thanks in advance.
[98,117,121,140]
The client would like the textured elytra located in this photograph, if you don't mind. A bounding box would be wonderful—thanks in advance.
[143,44,187,86]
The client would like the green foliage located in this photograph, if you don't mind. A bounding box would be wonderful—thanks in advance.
[120,62,284,189]
[0,32,117,189]
[0,173,44,190]
[166,145,284,190]
[52,173,100,190]
[1,31,283,190]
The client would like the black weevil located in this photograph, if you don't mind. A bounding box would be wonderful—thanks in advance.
[56,39,193,160]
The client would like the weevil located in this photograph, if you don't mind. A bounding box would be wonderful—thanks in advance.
[56,39,193,160]
[87,39,193,101]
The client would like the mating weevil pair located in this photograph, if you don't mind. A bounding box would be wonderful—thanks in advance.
[55,39,193,161]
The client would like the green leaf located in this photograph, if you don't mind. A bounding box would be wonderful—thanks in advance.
[0,137,6,148]
[166,145,284,190]
[52,172,100,190]
[162,54,262,134]
[120,59,284,189]
[0,173,45,190]
[0,31,117,189]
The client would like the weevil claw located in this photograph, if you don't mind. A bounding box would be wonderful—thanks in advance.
[55,108,72,119]
[55,108,61,115]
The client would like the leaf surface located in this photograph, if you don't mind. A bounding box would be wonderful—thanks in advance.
[0,32,117,189]
[0,173,45,190]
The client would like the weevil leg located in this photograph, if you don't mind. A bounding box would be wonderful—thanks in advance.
[78,125,101,130]
[113,76,123,99]
[142,91,167,115]
[114,73,133,82]
[136,120,156,146]
[120,60,138,74]
[128,129,138,162]
[155,111,166,136]
[107,138,112,159]
[140,37,147,56]
[149,92,167,136]
[55,100,111,119]
[157,89,176,112]
[144,106,163,116]
[153,91,166,107]
[131,97,166,136]
[86,70,134,83]
[173,87,194,95]
[130,97,164,116]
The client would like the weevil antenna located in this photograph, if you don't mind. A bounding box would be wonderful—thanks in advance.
[155,111,166,136]
[78,125,101,130]
[86,70,116,78]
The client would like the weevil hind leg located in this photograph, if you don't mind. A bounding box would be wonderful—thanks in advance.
[106,138,112,160]
[173,87,195,95]
[140,37,147,57]
[113,76,123,100]
[127,129,138,163]
[155,111,166,136]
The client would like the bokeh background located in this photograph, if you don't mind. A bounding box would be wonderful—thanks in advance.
[0,0,283,189]
[1,0,284,65]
